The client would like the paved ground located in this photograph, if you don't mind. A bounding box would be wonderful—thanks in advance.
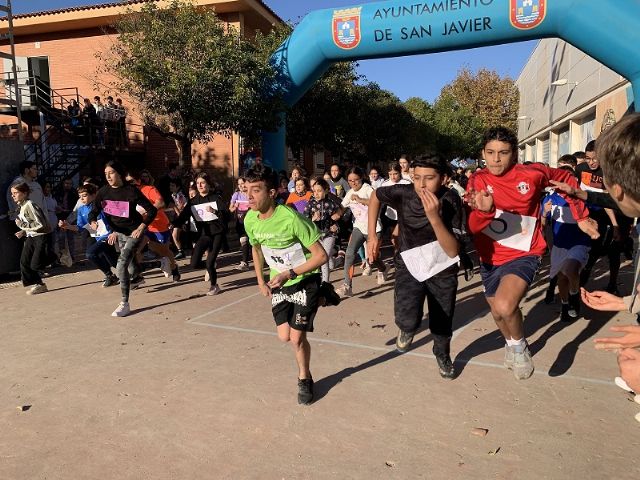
[1,252,639,479]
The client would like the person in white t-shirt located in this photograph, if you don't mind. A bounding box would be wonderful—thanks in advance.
[336,167,388,298]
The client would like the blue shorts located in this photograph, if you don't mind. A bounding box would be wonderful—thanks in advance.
[480,255,541,297]
[144,230,171,244]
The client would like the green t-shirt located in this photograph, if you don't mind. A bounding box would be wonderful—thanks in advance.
[244,204,321,287]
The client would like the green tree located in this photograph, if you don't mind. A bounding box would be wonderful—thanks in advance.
[404,97,437,155]
[432,91,485,159]
[98,0,283,164]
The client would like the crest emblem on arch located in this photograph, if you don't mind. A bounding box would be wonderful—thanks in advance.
[332,7,362,50]
[510,0,547,30]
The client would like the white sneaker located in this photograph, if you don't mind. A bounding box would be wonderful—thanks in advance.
[204,271,210,282]
[111,301,131,317]
[160,257,171,278]
[27,284,48,295]
[362,263,372,276]
[513,345,534,380]
[206,284,221,296]
[336,283,353,298]
[235,261,249,271]
[376,271,388,285]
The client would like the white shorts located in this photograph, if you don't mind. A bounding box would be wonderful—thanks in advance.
[550,244,590,278]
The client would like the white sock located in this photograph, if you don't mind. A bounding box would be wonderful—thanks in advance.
[506,338,521,347]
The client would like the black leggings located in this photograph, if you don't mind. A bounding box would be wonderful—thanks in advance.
[191,233,224,285]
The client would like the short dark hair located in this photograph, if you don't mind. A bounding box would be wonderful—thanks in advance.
[18,160,35,175]
[411,155,448,175]
[78,183,97,195]
[294,177,310,190]
[388,162,401,173]
[596,113,640,201]
[573,151,586,160]
[345,166,365,179]
[245,165,277,190]
[104,160,127,179]
[482,126,518,152]
[585,140,596,153]
[10,181,30,194]
[314,178,330,191]
[557,154,577,167]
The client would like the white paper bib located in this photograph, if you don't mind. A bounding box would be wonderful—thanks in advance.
[482,209,536,252]
[400,241,459,282]
[191,201,218,222]
[261,242,306,273]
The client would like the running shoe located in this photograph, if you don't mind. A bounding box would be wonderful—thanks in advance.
[206,284,221,296]
[174,250,185,260]
[27,284,48,295]
[433,335,455,379]
[560,303,572,323]
[513,345,534,380]
[111,301,130,317]
[319,281,341,306]
[130,275,145,289]
[235,261,250,272]
[396,329,415,353]
[336,283,353,298]
[376,270,388,285]
[171,267,181,283]
[297,377,314,405]
[504,345,515,370]
[102,274,119,288]
[362,262,372,276]
[568,292,581,318]
[160,257,171,278]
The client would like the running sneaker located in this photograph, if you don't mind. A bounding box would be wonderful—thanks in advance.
[174,250,185,260]
[160,257,171,278]
[504,345,515,370]
[568,292,581,318]
[376,270,388,285]
[396,329,415,353]
[560,303,572,323]
[513,345,534,380]
[111,301,131,317]
[130,275,145,289]
[171,267,181,283]
[235,261,250,271]
[27,284,48,295]
[102,274,119,288]
[336,283,353,298]
[362,262,372,276]
[297,377,314,405]
[433,335,455,379]
[206,284,221,296]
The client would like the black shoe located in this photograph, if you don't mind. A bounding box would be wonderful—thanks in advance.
[172,267,181,283]
[560,303,572,322]
[319,281,341,307]
[396,329,415,353]
[130,275,145,289]
[102,274,119,288]
[174,250,185,260]
[568,292,581,318]
[297,377,314,405]
[433,335,455,379]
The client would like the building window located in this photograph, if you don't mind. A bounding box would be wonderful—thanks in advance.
[540,136,550,164]
[557,127,570,157]
[581,115,596,149]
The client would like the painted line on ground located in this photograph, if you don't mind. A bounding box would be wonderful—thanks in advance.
[452,309,491,340]
[188,318,613,387]
[186,291,262,323]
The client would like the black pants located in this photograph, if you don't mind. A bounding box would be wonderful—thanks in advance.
[394,255,458,337]
[20,235,49,287]
[191,233,223,285]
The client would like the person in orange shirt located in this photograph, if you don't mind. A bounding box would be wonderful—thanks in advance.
[286,177,313,214]
[128,169,181,283]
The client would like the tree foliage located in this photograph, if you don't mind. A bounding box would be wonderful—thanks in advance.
[98,0,283,163]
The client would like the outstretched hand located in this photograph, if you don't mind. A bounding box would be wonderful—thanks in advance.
[582,288,626,313]
[466,189,494,213]
[577,218,600,240]
[595,325,640,350]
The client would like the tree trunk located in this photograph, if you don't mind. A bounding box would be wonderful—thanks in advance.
[176,135,192,168]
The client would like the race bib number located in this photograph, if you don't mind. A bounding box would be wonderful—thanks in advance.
[191,202,218,222]
[84,219,108,237]
[482,209,536,252]
[102,200,130,218]
[261,243,306,273]
[400,241,459,282]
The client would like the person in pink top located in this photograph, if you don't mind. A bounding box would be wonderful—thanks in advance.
[466,126,599,381]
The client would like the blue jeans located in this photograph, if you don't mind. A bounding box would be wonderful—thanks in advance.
[86,239,118,276]
[343,228,385,287]
[116,233,143,302]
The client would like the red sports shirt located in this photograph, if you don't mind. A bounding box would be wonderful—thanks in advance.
[467,164,589,266]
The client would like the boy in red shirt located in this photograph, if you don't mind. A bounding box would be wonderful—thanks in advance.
[466,127,599,380]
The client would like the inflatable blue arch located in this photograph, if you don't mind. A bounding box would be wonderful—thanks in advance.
[264,0,640,171]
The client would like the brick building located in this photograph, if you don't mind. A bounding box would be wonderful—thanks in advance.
[0,0,283,182]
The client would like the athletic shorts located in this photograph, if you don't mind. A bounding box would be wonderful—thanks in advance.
[271,274,321,332]
[550,244,590,278]
[145,230,171,244]
[480,255,541,297]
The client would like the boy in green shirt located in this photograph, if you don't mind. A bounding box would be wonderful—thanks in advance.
[244,166,329,405]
